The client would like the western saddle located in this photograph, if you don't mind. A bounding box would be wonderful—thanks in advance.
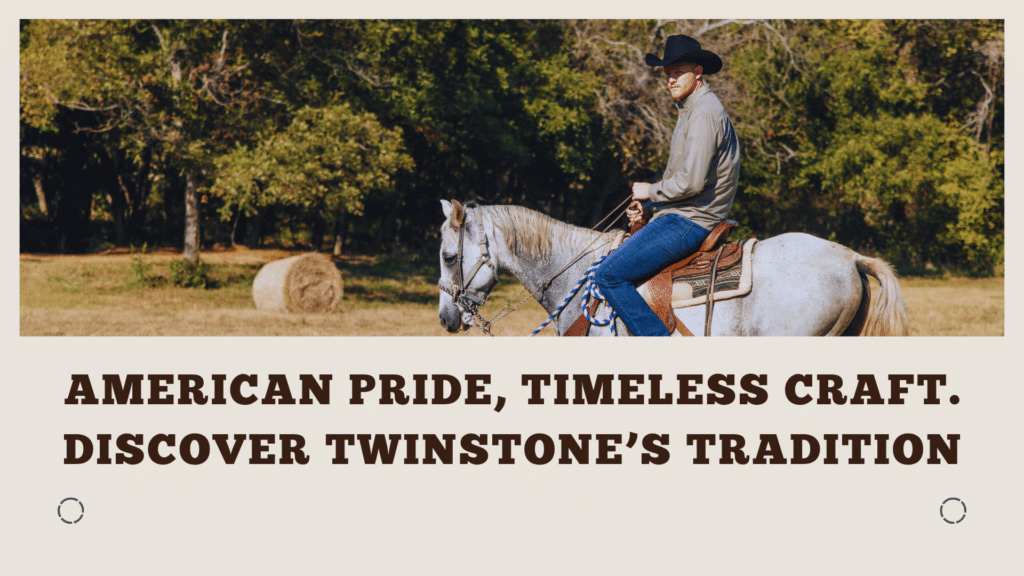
[565,219,743,337]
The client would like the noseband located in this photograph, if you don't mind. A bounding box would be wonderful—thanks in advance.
[438,206,498,322]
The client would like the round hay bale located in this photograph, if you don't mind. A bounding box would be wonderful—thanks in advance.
[252,253,343,313]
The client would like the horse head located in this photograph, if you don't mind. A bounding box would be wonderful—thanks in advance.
[438,199,499,333]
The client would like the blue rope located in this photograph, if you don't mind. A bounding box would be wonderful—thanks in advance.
[581,263,617,332]
[530,256,617,336]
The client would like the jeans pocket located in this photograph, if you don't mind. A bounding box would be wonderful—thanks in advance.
[666,215,708,247]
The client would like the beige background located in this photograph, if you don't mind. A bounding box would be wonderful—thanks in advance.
[7,339,1021,574]
[6,3,1020,574]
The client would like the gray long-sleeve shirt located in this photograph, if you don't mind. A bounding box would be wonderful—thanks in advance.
[648,83,740,231]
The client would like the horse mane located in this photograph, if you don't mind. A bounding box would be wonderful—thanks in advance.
[480,204,611,261]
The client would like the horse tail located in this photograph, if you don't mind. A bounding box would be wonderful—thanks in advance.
[854,256,909,336]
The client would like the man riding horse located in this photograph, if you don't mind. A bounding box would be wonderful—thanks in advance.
[594,34,740,336]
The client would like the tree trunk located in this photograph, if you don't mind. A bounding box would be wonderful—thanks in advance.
[183,168,200,262]
[333,208,348,256]
[310,214,326,252]
[244,209,262,248]
[373,193,404,254]
[97,146,127,245]
[110,175,128,246]
[128,146,153,242]
[230,208,241,248]
[33,174,48,215]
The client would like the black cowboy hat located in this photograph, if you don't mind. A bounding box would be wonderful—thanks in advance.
[645,34,723,75]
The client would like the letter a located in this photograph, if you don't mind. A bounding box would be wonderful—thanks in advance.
[65,375,99,405]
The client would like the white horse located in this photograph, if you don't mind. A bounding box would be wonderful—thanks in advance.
[437,200,908,336]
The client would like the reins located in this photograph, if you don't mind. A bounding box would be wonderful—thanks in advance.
[448,195,634,336]
[539,195,634,292]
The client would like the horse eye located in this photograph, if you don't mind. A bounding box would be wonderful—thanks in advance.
[442,252,457,265]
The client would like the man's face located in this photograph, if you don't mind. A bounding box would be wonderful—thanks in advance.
[664,62,702,100]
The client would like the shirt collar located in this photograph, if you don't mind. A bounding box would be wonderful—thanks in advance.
[676,83,710,113]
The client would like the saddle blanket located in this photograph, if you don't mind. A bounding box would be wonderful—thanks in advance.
[638,238,757,310]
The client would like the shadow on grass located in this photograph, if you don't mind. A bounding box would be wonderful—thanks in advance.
[114,252,445,305]
[337,256,528,306]
[344,285,437,305]
[335,254,441,305]
[128,262,265,291]
[338,254,437,279]
[211,264,263,286]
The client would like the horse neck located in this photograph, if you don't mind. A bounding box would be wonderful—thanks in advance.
[479,205,615,313]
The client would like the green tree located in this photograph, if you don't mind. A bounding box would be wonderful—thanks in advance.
[719,19,1003,273]
[294,20,608,249]
[21,19,302,261]
[20,19,1003,274]
[210,102,413,253]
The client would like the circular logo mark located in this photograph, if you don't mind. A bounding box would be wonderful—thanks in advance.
[58,497,84,524]
[940,497,966,524]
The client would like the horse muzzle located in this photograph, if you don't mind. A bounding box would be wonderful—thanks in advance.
[438,304,464,333]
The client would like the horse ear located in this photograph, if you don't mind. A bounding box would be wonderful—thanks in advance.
[449,199,465,229]
[441,199,453,219]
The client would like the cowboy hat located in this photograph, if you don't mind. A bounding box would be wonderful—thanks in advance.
[645,34,723,75]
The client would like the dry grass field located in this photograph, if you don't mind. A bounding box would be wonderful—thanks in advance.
[19,248,1004,337]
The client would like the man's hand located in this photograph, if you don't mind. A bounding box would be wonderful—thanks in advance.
[626,200,646,229]
[632,181,652,201]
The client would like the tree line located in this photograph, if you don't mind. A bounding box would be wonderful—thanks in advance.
[20,20,1003,275]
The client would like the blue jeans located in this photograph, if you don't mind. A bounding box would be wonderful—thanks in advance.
[594,214,709,336]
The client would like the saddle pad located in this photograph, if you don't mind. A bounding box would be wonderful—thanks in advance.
[638,238,757,311]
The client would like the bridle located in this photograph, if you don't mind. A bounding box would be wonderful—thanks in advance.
[438,196,634,336]
[437,204,499,332]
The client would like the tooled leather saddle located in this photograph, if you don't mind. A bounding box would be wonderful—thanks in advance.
[565,219,743,337]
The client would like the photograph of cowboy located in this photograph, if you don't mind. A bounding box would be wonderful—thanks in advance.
[20,20,1003,336]
[594,35,740,336]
